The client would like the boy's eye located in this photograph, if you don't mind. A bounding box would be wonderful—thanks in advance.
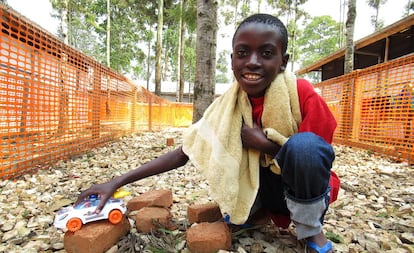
[262,50,273,57]
[236,50,248,57]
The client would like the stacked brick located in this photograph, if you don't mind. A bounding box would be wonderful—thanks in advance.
[62,189,232,253]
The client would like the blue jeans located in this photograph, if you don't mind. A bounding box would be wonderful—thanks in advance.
[256,132,335,239]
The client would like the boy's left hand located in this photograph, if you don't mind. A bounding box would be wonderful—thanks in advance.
[241,123,280,156]
[241,122,267,150]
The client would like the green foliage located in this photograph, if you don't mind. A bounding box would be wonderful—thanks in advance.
[220,0,255,27]
[366,0,387,30]
[49,0,198,89]
[50,0,398,94]
[297,15,343,68]
[183,35,196,83]
[216,51,230,83]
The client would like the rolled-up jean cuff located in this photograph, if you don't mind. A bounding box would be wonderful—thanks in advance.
[285,192,329,240]
[285,187,331,203]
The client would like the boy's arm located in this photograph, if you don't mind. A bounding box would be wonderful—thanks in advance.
[76,146,189,212]
[297,79,337,144]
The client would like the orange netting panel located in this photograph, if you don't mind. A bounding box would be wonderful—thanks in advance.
[0,5,192,179]
[315,54,413,164]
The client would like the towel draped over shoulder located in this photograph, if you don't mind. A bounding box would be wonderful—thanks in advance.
[182,71,302,224]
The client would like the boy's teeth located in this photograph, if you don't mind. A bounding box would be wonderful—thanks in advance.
[244,74,260,80]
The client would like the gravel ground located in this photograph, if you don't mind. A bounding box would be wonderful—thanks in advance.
[0,128,413,253]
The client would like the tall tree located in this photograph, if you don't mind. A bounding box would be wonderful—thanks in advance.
[50,0,82,45]
[338,0,347,48]
[176,0,185,102]
[143,26,154,90]
[269,0,309,71]
[50,0,154,75]
[193,0,218,122]
[155,0,164,96]
[180,0,197,101]
[297,15,343,82]
[344,0,356,74]
[106,0,110,67]
[220,0,252,29]
[367,0,387,31]
[61,0,69,44]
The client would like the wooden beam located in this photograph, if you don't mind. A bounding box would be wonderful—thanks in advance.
[384,37,389,62]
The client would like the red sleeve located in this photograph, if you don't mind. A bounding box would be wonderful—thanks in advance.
[297,79,337,144]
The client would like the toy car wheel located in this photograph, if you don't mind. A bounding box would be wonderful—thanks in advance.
[108,209,123,224]
[66,218,83,232]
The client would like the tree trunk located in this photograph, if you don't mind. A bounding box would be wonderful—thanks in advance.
[344,0,356,74]
[155,0,164,96]
[193,0,218,123]
[375,6,379,30]
[163,43,169,80]
[106,0,110,67]
[176,0,186,102]
[61,0,68,44]
[290,0,298,72]
[146,38,151,90]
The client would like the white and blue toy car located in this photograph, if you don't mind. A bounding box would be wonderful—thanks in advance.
[53,195,127,232]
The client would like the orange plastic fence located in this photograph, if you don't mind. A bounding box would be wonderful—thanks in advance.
[315,54,413,164]
[0,5,192,179]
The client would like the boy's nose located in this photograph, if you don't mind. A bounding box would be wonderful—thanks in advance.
[247,53,260,67]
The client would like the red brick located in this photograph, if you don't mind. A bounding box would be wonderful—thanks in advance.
[134,206,175,233]
[64,217,130,253]
[186,222,232,253]
[166,137,174,146]
[127,189,173,211]
[187,202,223,224]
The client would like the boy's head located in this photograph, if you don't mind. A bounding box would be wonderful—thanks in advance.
[231,13,290,97]
[232,14,288,55]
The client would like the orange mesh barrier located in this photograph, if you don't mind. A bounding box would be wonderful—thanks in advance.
[315,54,413,164]
[0,5,192,179]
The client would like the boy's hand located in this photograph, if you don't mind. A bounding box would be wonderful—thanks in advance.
[241,122,267,150]
[75,181,117,213]
[241,123,280,156]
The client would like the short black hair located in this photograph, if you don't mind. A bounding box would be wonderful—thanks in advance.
[232,13,288,55]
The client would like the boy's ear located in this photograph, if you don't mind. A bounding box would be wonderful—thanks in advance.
[281,53,289,70]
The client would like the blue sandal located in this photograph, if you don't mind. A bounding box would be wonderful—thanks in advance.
[223,214,252,229]
[306,240,333,253]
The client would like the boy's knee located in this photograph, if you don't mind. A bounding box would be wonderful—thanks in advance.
[285,132,329,153]
[285,132,334,158]
[278,132,335,171]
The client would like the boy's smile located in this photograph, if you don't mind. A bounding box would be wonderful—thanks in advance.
[231,23,289,97]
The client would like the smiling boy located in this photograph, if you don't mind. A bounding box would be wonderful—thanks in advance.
[77,13,339,253]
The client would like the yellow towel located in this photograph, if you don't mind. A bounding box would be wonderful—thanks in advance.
[182,71,302,224]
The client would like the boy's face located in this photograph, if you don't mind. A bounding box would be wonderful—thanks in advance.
[231,23,289,97]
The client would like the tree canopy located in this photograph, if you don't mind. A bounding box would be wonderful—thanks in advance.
[48,0,409,91]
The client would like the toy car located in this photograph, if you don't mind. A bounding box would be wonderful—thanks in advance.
[53,195,127,232]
